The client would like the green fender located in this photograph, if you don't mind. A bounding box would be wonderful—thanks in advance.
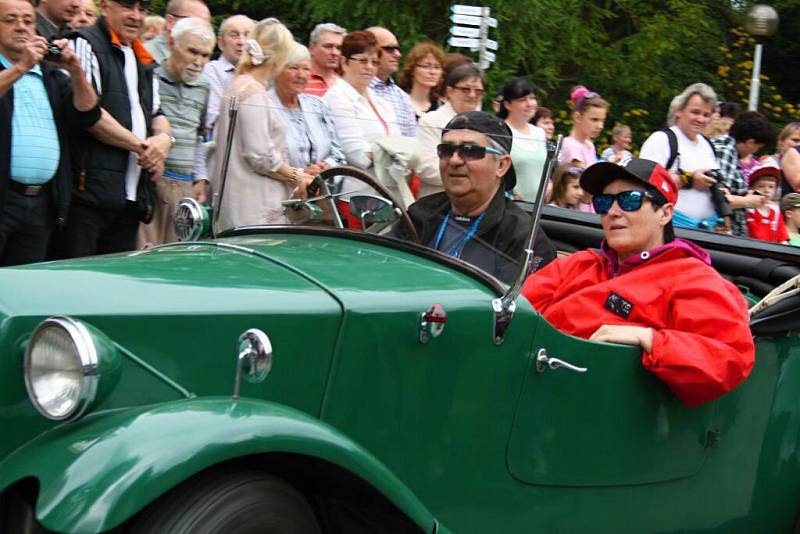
[0,397,438,533]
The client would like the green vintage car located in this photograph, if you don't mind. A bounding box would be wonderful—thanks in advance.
[1,163,799,534]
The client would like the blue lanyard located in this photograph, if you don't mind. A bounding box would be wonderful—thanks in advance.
[433,210,485,258]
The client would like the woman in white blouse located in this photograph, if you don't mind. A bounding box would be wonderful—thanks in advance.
[323,30,399,170]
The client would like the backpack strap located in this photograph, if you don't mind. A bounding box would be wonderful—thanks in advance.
[660,127,679,171]
[701,134,718,159]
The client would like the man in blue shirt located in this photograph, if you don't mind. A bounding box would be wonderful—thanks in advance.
[0,0,100,265]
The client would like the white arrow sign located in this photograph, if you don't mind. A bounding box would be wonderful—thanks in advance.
[487,17,498,28]
[451,4,483,16]
[486,38,498,50]
[450,13,482,26]
[450,25,481,38]
[448,36,480,48]
[483,50,496,62]
[478,59,490,70]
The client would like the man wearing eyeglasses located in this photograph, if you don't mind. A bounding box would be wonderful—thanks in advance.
[404,111,555,284]
[366,26,415,137]
[522,158,754,407]
[0,0,100,265]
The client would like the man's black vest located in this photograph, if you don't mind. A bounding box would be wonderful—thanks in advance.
[73,17,157,212]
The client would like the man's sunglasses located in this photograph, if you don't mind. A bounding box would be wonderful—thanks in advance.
[592,190,658,214]
[437,143,505,161]
[380,45,401,54]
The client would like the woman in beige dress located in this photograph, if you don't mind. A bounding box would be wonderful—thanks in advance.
[210,18,314,230]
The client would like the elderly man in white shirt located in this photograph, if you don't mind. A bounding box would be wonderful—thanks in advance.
[202,14,254,131]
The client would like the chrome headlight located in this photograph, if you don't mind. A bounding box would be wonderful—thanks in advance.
[174,198,211,241]
[24,317,118,421]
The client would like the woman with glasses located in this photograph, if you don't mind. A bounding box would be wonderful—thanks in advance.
[415,63,485,199]
[323,30,399,171]
[397,41,446,120]
[522,158,754,408]
[269,43,346,178]
[209,18,314,230]
[497,77,548,201]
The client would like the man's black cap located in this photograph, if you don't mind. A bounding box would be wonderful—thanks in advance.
[442,111,516,191]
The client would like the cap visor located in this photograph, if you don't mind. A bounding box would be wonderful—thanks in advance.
[579,162,636,196]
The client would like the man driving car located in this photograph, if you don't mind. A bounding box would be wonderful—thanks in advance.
[405,111,555,283]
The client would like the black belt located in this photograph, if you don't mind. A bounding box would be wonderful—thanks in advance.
[8,180,50,197]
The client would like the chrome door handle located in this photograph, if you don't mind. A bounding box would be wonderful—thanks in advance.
[535,348,587,374]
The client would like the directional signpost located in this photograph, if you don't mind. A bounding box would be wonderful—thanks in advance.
[449,4,499,71]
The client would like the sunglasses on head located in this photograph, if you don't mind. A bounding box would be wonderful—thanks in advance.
[437,143,505,161]
[566,166,583,176]
[592,190,659,214]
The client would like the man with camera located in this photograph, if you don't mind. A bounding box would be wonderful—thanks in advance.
[0,0,100,265]
[640,83,729,231]
[711,111,776,237]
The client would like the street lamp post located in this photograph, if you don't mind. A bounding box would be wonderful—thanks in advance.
[743,4,779,111]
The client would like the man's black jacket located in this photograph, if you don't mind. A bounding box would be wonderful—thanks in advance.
[406,187,556,284]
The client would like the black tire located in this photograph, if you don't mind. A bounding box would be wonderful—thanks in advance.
[129,468,321,534]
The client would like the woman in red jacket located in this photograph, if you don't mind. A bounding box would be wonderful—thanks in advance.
[522,158,755,407]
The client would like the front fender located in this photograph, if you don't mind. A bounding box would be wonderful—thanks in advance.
[0,397,437,533]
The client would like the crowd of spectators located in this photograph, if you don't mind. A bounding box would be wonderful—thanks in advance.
[1,0,800,269]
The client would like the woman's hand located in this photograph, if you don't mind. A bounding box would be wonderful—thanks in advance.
[589,325,653,353]
[290,172,315,199]
[303,162,328,177]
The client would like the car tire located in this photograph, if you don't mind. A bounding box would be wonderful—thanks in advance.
[129,468,321,534]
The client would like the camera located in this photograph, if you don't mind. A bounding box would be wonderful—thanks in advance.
[706,170,733,218]
[44,43,62,62]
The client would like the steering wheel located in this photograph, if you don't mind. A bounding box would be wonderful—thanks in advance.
[309,166,420,243]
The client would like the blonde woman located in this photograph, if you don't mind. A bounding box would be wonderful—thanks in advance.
[210,18,314,230]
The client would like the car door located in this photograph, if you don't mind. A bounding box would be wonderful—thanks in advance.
[507,317,717,487]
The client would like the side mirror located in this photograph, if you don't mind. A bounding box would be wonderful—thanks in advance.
[349,195,394,224]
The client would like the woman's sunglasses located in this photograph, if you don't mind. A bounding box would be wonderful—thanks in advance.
[437,143,505,161]
[592,190,657,214]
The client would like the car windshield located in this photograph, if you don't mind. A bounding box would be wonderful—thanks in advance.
[198,96,545,287]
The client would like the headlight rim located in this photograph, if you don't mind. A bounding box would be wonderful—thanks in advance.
[174,197,207,241]
[24,316,100,421]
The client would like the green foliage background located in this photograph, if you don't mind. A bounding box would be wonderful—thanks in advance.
[155,0,800,151]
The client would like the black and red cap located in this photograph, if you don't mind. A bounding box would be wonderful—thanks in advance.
[580,157,678,205]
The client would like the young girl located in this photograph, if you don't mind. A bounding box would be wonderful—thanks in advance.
[560,86,608,167]
[549,163,585,210]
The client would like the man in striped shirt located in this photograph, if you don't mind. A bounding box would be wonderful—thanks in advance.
[138,16,213,247]
[367,26,415,137]
[305,22,344,98]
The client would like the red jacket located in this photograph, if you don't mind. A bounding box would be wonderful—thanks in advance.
[522,239,755,407]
